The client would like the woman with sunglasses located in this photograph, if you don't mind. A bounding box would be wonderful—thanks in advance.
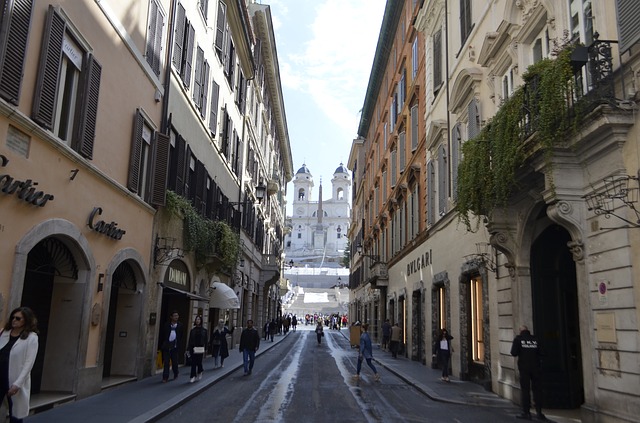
[0,307,39,422]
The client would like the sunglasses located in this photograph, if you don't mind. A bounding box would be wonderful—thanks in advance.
[11,316,22,321]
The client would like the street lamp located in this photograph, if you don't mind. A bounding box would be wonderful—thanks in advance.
[356,242,380,262]
[229,180,267,206]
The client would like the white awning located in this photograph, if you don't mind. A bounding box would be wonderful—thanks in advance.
[163,286,209,302]
[209,282,240,309]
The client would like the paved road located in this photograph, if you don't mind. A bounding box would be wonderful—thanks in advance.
[158,329,518,423]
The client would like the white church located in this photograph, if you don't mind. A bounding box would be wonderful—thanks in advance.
[284,163,351,268]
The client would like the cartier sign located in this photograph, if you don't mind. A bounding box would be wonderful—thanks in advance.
[88,207,126,240]
[406,249,433,277]
[0,155,54,207]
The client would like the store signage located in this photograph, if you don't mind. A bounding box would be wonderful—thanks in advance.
[406,249,433,276]
[0,155,54,207]
[168,266,188,286]
[88,207,126,240]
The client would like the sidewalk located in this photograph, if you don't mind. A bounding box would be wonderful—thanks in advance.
[340,329,582,423]
[26,331,291,423]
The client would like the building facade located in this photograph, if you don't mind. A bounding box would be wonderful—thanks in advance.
[350,1,640,421]
[0,0,292,409]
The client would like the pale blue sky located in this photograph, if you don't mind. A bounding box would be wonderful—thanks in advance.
[265,0,387,214]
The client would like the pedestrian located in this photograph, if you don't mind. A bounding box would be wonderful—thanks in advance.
[390,323,402,358]
[0,307,39,423]
[315,320,324,345]
[433,328,453,382]
[210,319,232,369]
[355,323,380,381]
[160,311,183,383]
[381,319,391,351]
[239,319,260,375]
[268,319,276,342]
[187,315,207,383]
[292,315,297,331]
[511,325,545,420]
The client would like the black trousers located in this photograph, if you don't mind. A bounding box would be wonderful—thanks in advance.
[519,367,542,413]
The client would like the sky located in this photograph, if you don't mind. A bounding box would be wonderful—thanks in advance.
[264,0,387,215]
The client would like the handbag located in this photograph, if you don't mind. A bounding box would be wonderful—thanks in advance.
[193,346,205,354]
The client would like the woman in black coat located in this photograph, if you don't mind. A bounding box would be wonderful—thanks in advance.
[210,319,233,368]
[432,328,453,382]
[187,315,207,382]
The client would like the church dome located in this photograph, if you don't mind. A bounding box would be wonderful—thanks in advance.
[334,163,348,175]
[296,163,312,176]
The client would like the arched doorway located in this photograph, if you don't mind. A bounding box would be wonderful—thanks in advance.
[103,260,142,378]
[22,236,82,394]
[531,224,584,408]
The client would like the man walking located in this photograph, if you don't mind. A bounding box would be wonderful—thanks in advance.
[390,323,402,358]
[239,319,260,375]
[511,325,545,420]
[160,311,184,383]
[381,319,391,351]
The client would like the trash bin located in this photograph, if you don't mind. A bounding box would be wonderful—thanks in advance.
[350,324,361,348]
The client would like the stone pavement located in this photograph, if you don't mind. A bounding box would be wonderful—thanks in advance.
[25,327,582,423]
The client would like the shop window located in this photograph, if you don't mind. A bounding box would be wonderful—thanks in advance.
[470,276,484,363]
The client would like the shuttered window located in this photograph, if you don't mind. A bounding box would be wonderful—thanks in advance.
[32,5,101,160]
[427,160,435,226]
[127,109,169,205]
[411,105,418,151]
[193,46,209,117]
[215,1,226,59]
[412,37,418,80]
[451,124,461,201]
[460,0,472,46]
[0,0,33,105]
[467,99,480,140]
[145,0,164,76]
[433,29,442,93]
[208,81,220,136]
[399,131,406,172]
[438,144,447,216]
[172,4,194,88]
[616,0,640,53]
[390,149,397,187]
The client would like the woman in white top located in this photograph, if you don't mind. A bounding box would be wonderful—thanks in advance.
[0,307,39,422]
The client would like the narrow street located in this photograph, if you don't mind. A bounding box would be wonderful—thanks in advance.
[158,328,516,423]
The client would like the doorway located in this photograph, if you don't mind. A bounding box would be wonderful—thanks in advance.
[411,290,423,363]
[531,224,584,408]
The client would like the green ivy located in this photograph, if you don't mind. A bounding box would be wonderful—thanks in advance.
[166,191,239,269]
[455,46,577,230]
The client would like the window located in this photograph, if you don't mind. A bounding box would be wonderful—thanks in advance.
[470,276,484,362]
[438,285,447,330]
[398,69,406,112]
[172,3,194,88]
[145,0,165,76]
[460,0,472,46]
[214,1,227,61]
[569,0,593,45]
[433,28,442,93]
[467,99,480,140]
[208,81,220,136]
[127,109,170,205]
[32,6,102,159]
[390,149,397,187]
[399,131,406,172]
[451,124,462,200]
[0,0,33,105]
[427,160,435,225]
[199,0,209,20]
[438,144,447,216]
[297,233,301,239]
[502,67,514,101]
[412,37,418,80]
[411,184,419,238]
[531,27,550,64]
[410,105,418,151]
[193,46,210,117]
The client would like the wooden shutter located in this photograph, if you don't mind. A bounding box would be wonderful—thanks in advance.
[201,61,209,117]
[411,105,418,150]
[74,54,101,159]
[427,161,435,226]
[215,2,225,54]
[172,3,185,68]
[150,131,170,206]
[433,29,442,90]
[438,145,447,215]
[209,81,219,135]
[617,0,640,53]
[32,6,65,129]
[183,23,194,87]
[127,110,144,193]
[467,99,480,140]
[174,136,186,195]
[451,124,461,200]
[0,0,33,105]
[193,46,203,106]
[195,160,205,213]
[146,0,163,75]
[399,132,406,172]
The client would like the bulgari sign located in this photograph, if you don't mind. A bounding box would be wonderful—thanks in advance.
[406,249,433,277]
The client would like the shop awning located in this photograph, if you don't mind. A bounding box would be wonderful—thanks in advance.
[163,286,209,302]
[209,282,240,309]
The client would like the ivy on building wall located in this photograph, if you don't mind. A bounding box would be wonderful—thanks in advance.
[455,46,576,230]
[166,190,239,269]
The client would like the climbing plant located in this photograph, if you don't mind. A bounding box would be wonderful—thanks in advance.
[455,45,577,230]
[166,190,239,269]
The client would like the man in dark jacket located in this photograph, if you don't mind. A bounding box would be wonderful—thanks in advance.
[511,325,545,420]
[160,311,184,383]
[239,319,260,375]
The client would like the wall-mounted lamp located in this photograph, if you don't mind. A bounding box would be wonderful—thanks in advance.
[469,242,497,273]
[356,242,381,262]
[154,236,185,266]
[230,181,267,207]
[584,173,640,228]
[97,273,105,292]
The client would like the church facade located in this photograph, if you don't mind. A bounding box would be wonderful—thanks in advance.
[285,164,351,266]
